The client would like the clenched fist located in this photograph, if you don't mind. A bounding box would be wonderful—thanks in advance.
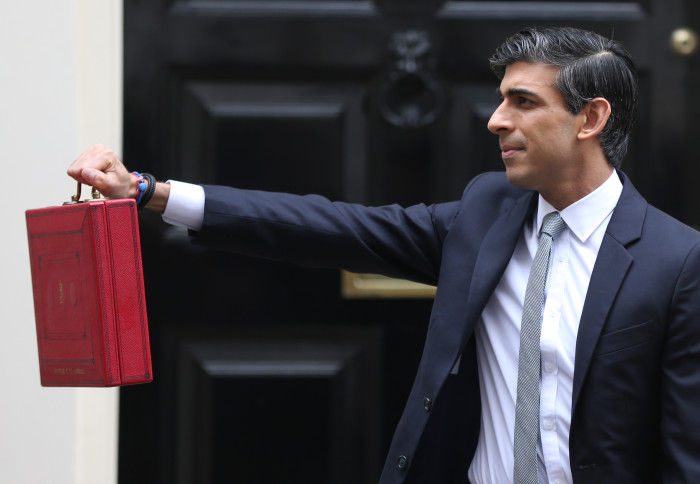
[67,144,138,200]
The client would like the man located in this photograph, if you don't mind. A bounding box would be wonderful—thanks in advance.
[68,27,700,483]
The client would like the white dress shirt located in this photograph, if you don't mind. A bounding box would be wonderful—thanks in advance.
[467,170,622,484]
[161,180,205,231]
[160,172,623,484]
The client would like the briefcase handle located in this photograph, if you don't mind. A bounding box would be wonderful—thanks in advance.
[64,181,103,205]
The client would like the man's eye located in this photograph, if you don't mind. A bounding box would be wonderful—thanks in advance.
[518,97,533,105]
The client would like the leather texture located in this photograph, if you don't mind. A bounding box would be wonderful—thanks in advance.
[26,199,152,387]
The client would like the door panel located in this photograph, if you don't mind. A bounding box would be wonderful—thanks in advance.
[121,1,696,482]
[178,82,366,199]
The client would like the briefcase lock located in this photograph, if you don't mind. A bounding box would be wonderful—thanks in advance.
[64,181,103,205]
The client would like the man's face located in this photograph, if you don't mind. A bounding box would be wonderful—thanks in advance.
[488,62,582,199]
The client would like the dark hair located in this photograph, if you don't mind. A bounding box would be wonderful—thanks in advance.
[489,27,638,169]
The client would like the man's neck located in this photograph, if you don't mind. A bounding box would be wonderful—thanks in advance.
[541,165,615,211]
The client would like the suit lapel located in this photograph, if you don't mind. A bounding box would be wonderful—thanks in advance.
[463,191,537,334]
[571,171,646,413]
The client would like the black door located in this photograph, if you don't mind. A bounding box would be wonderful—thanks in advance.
[120,1,699,483]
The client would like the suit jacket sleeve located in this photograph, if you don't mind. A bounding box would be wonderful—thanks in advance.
[662,239,700,481]
[189,184,463,286]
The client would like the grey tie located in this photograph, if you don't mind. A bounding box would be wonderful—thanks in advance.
[513,212,566,484]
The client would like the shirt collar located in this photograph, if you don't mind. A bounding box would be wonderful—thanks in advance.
[535,170,623,243]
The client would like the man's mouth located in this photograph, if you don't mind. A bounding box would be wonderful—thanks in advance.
[501,145,523,158]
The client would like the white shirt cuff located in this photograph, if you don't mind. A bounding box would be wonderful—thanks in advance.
[161,180,205,231]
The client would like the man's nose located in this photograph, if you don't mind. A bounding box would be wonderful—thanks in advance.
[487,103,510,134]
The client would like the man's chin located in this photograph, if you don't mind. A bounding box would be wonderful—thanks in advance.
[504,167,532,190]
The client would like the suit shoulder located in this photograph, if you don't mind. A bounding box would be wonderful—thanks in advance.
[645,205,700,244]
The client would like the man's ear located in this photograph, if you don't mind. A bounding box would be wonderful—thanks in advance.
[578,97,611,140]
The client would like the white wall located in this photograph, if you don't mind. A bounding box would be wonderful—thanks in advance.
[0,1,122,483]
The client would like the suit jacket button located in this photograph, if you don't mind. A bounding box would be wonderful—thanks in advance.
[397,455,408,470]
[423,397,432,411]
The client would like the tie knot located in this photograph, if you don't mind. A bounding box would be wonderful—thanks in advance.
[541,212,566,239]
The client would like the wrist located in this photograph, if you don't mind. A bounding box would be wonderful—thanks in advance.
[131,172,157,209]
[145,181,170,213]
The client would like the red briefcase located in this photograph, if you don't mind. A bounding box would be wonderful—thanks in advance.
[25,184,152,387]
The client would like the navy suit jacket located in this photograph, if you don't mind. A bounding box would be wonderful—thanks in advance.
[193,171,700,483]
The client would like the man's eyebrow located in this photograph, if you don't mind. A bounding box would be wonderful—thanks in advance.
[496,87,542,100]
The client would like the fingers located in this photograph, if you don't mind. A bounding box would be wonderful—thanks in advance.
[67,144,135,199]
[67,144,117,181]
